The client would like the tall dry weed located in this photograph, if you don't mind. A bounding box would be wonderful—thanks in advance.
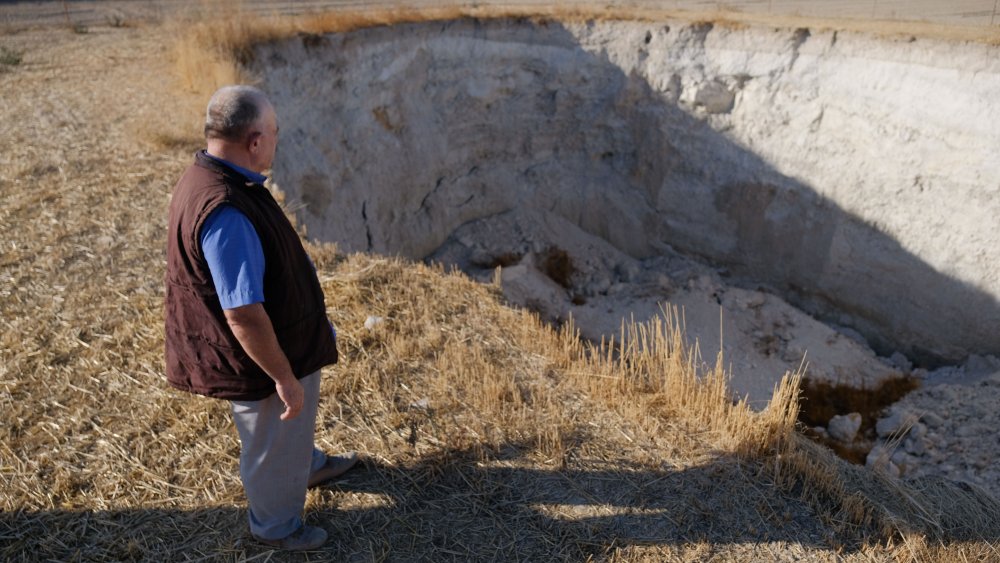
[170,5,468,98]
[560,307,802,462]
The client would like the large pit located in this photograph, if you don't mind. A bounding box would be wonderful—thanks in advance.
[255,17,1000,413]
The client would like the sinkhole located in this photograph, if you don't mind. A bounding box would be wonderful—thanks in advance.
[253,16,1000,435]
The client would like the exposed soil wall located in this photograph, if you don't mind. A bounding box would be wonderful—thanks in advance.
[257,17,1000,366]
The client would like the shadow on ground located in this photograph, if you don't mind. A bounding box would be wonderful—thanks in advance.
[4,445,997,561]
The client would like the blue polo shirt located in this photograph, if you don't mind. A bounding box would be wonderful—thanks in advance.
[199,152,267,310]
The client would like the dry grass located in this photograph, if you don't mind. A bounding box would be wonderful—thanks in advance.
[2,4,1000,561]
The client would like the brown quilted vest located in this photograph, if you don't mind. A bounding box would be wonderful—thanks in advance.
[163,151,338,400]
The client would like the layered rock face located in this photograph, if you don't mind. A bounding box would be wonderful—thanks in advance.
[258,17,1000,365]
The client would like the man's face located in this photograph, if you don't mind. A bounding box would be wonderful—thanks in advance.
[250,103,279,174]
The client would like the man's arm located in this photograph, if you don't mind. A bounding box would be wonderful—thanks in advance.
[224,303,303,421]
[200,205,303,420]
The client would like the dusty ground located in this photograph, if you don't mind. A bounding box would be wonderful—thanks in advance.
[2,4,1000,562]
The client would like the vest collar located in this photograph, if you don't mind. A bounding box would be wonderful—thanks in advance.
[194,150,268,186]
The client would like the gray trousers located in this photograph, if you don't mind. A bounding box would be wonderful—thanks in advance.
[230,371,327,540]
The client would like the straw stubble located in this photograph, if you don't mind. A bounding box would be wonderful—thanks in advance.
[2,5,1000,562]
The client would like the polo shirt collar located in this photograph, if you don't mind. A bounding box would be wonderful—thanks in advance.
[201,150,268,185]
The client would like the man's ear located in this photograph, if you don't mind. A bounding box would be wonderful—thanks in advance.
[246,131,262,153]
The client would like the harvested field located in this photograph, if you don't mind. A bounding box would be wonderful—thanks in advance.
[2,3,1000,562]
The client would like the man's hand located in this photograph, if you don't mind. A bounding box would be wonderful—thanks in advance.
[224,303,301,421]
[275,377,305,421]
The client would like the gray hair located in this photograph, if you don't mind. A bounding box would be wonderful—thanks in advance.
[204,85,271,142]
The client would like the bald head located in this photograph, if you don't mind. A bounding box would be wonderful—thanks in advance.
[204,85,273,143]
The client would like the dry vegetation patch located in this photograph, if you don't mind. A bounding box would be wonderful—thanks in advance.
[2,5,1000,561]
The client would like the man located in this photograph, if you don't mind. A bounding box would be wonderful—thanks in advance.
[164,85,357,551]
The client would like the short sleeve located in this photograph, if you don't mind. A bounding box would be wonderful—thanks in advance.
[200,205,266,309]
